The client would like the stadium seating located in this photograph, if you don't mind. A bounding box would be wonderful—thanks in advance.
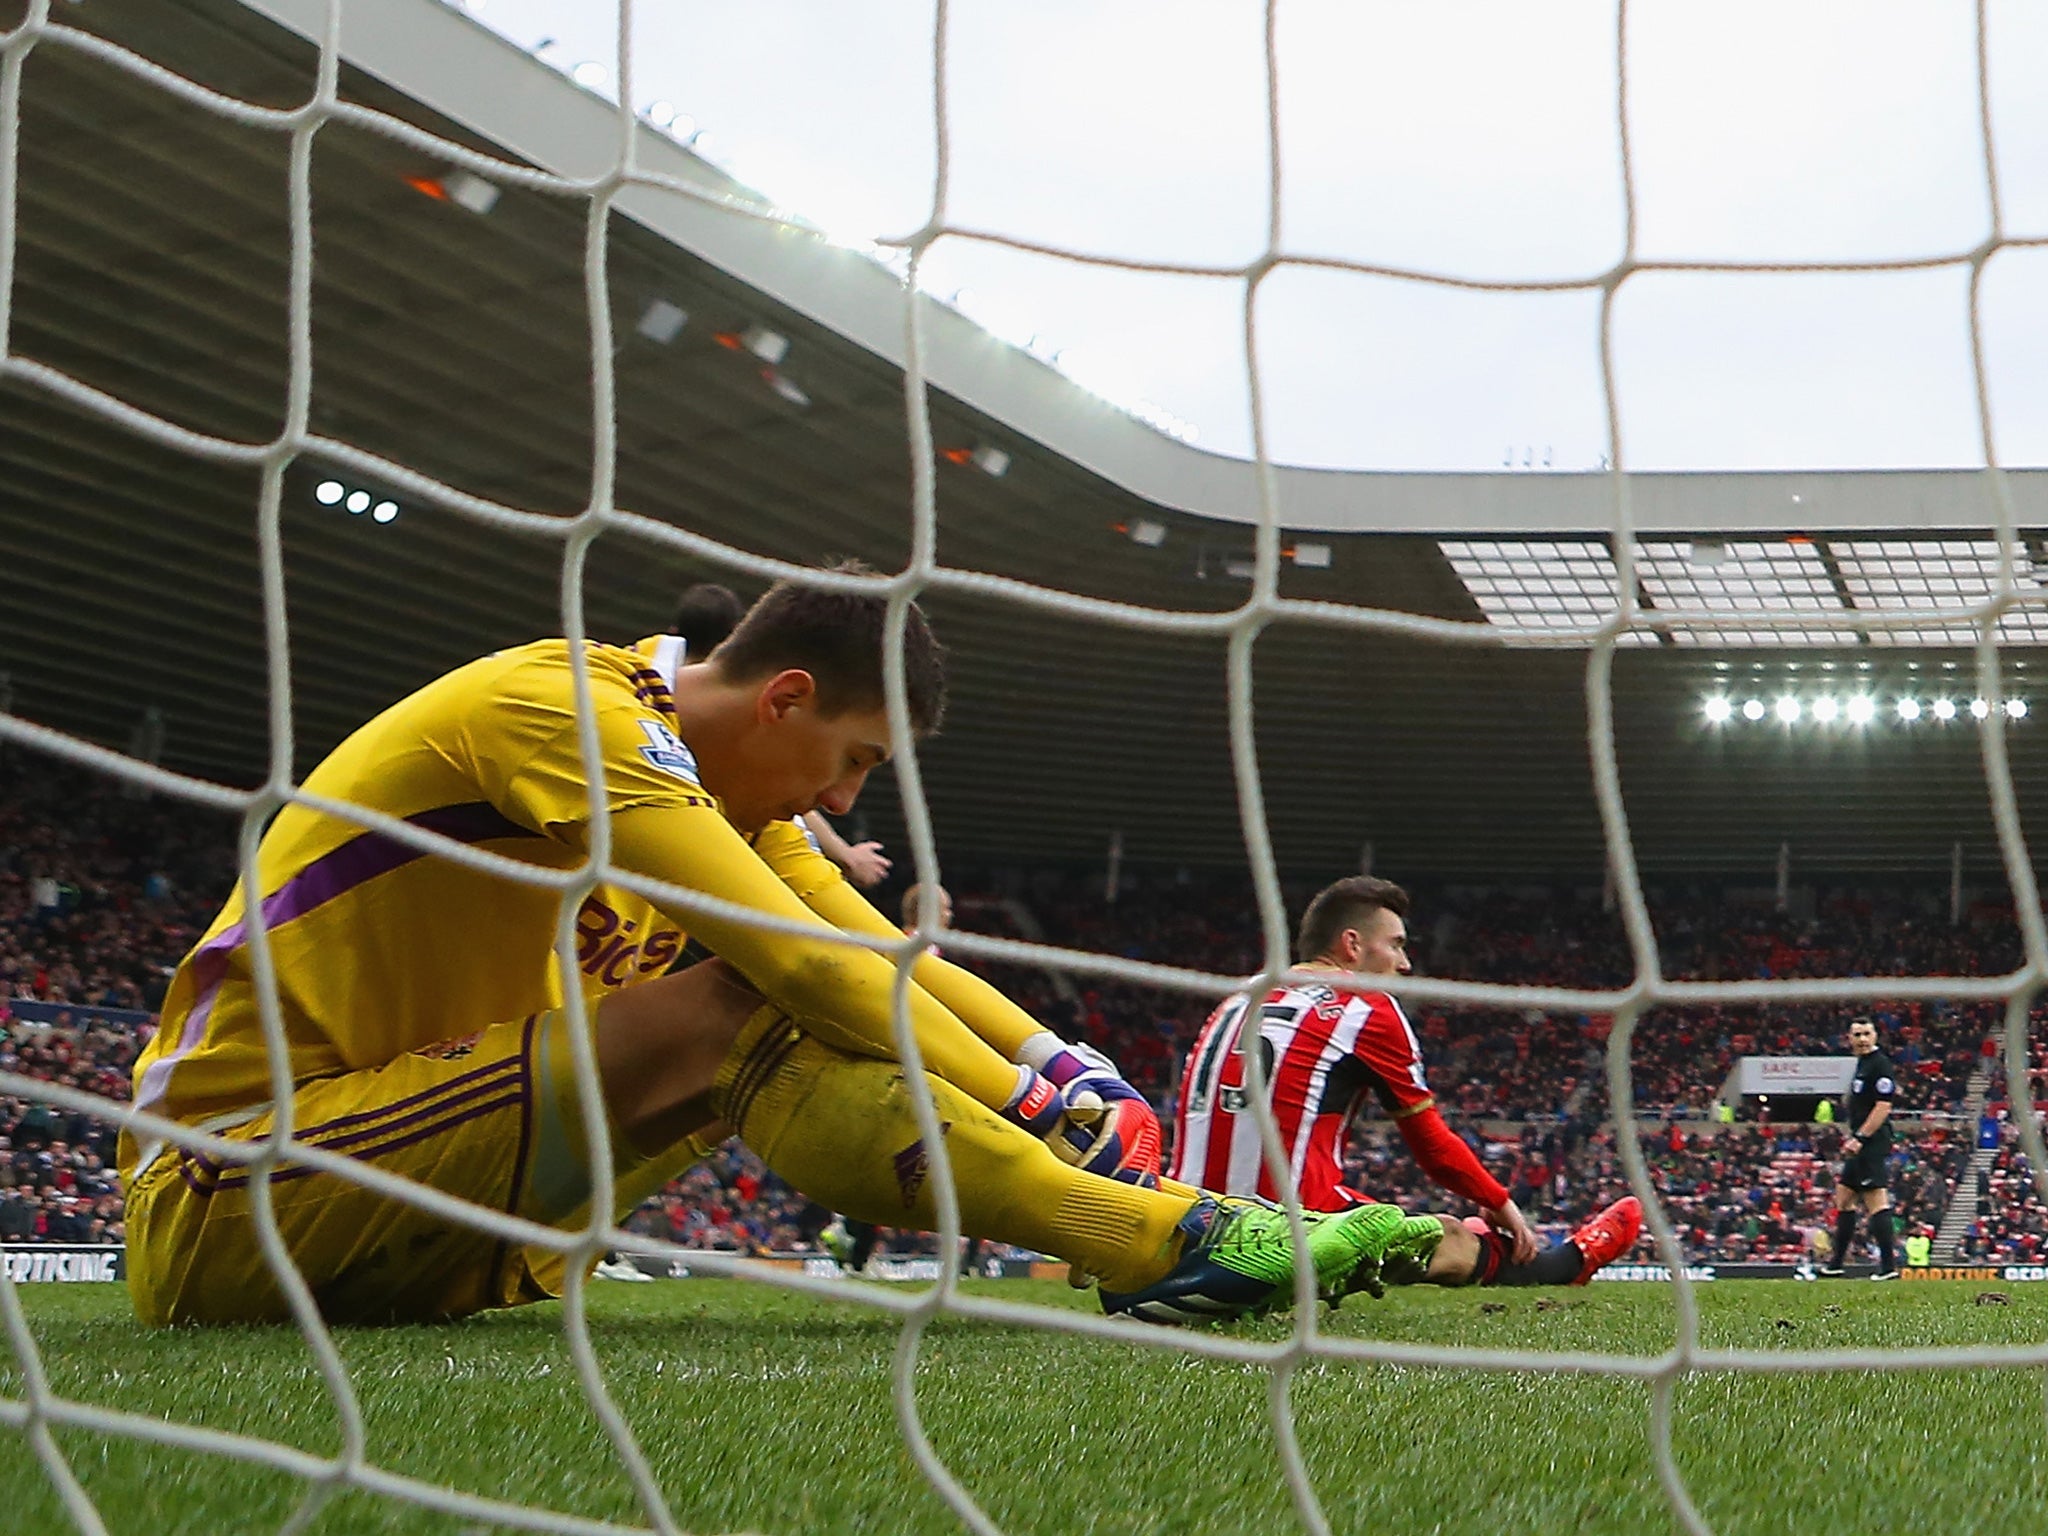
[1,749,2040,1266]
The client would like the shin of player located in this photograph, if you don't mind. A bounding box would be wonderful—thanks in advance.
[1386,1201,1641,1289]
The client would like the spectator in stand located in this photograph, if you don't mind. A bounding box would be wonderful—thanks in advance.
[0,744,2039,1260]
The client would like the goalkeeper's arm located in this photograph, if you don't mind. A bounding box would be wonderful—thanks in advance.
[799,874,1160,1175]
[607,804,1031,1115]
[748,823,1163,1181]
[753,816,1045,1063]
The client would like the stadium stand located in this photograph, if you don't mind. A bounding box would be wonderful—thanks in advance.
[0,749,2037,1264]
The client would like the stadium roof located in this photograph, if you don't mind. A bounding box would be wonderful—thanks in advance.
[7,0,2048,883]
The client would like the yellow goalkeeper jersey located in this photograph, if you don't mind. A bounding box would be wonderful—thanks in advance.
[129,635,721,1129]
[124,623,1052,1189]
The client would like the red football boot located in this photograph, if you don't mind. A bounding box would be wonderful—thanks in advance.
[1566,1196,1643,1285]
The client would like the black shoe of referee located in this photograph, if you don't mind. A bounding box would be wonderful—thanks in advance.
[1869,1268,1901,1281]
[1818,1263,1846,1277]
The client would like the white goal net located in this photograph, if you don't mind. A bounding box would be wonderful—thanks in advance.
[3,2,2048,1534]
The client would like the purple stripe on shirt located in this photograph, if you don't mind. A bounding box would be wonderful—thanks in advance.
[136,801,539,1114]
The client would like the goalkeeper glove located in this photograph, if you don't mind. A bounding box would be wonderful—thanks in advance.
[998,1065,1137,1179]
[997,1065,1068,1140]
[1017,1034,1164,1186]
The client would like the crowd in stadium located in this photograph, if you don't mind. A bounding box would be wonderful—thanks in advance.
[0,748,2040,1266]
[0,750,229,1015]
[1956,1137,2048,1264]
[0,1012,129,1246]
[619,1141,822,1257]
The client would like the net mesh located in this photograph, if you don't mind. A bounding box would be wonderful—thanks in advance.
[2,1,2047,1533]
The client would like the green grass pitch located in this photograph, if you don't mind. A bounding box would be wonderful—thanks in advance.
[4,1278,2045,1534]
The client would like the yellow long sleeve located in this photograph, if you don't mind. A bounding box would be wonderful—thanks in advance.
[605,805,1022,1112]
[750,819,1045,1062]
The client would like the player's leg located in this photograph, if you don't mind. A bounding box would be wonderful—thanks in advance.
[819,1215,879,1273]
[126,960,764,1325]
[848,1219,882,1271]
[713,1010,1184,1293]
[1863,1189,1898,1278]
[711,1008,1426,1309]
[593,956,764,1155]
[1823,1183,1858,1275]
[1377,1198,1641,1288]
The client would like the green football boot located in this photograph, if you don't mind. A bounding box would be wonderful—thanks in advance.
[1102,1196,1424,1324]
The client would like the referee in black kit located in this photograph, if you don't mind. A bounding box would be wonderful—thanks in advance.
[1821,1018,1900,1279]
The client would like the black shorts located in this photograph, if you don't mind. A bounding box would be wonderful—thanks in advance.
[1839,1141,1890,1192]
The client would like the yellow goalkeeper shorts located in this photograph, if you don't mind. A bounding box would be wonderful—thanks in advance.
[125,1008,683,1326]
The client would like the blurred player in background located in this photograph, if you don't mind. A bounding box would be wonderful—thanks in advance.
[1170,875,1639,1288]
[1821,1017,1899,1279]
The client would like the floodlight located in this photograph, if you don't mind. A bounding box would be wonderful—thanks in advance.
[969,444,1011,478]
[1933,698,1957,720]
[1811,697,1840,723]
[1970,698,1991,720]
[1846,696,1876,724]
[2007,698,2028,720]
[1703,697,1733,724]
[1128,519,1168,548]
[739,324,789,365]
[314,480,343,505]
[763,369,810,407]
[636,299,688,345]
[371,501,399,524]
[1896,698,1922,721]
[443,171,500,215]
[1292,543,1332,570]
[1741,699,1766,721]
[571,60,608,88]
[645,100,678,128]
[1774,696,1801,723]
[345,490,371,514]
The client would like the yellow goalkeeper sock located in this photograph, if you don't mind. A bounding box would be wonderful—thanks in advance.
[716,1011,1195,1294]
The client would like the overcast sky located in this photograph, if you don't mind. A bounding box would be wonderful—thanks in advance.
[449,0,2048,476]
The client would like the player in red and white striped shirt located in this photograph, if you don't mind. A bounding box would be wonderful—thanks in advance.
[1170,876,1638,1288]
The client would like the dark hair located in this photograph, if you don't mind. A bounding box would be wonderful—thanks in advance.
[672,583,746,656]
[901,883,949,927]
[711,560,946,734]
[1295,876,1411,964]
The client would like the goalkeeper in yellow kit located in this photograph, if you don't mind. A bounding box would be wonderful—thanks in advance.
[121,569,1440,1326]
